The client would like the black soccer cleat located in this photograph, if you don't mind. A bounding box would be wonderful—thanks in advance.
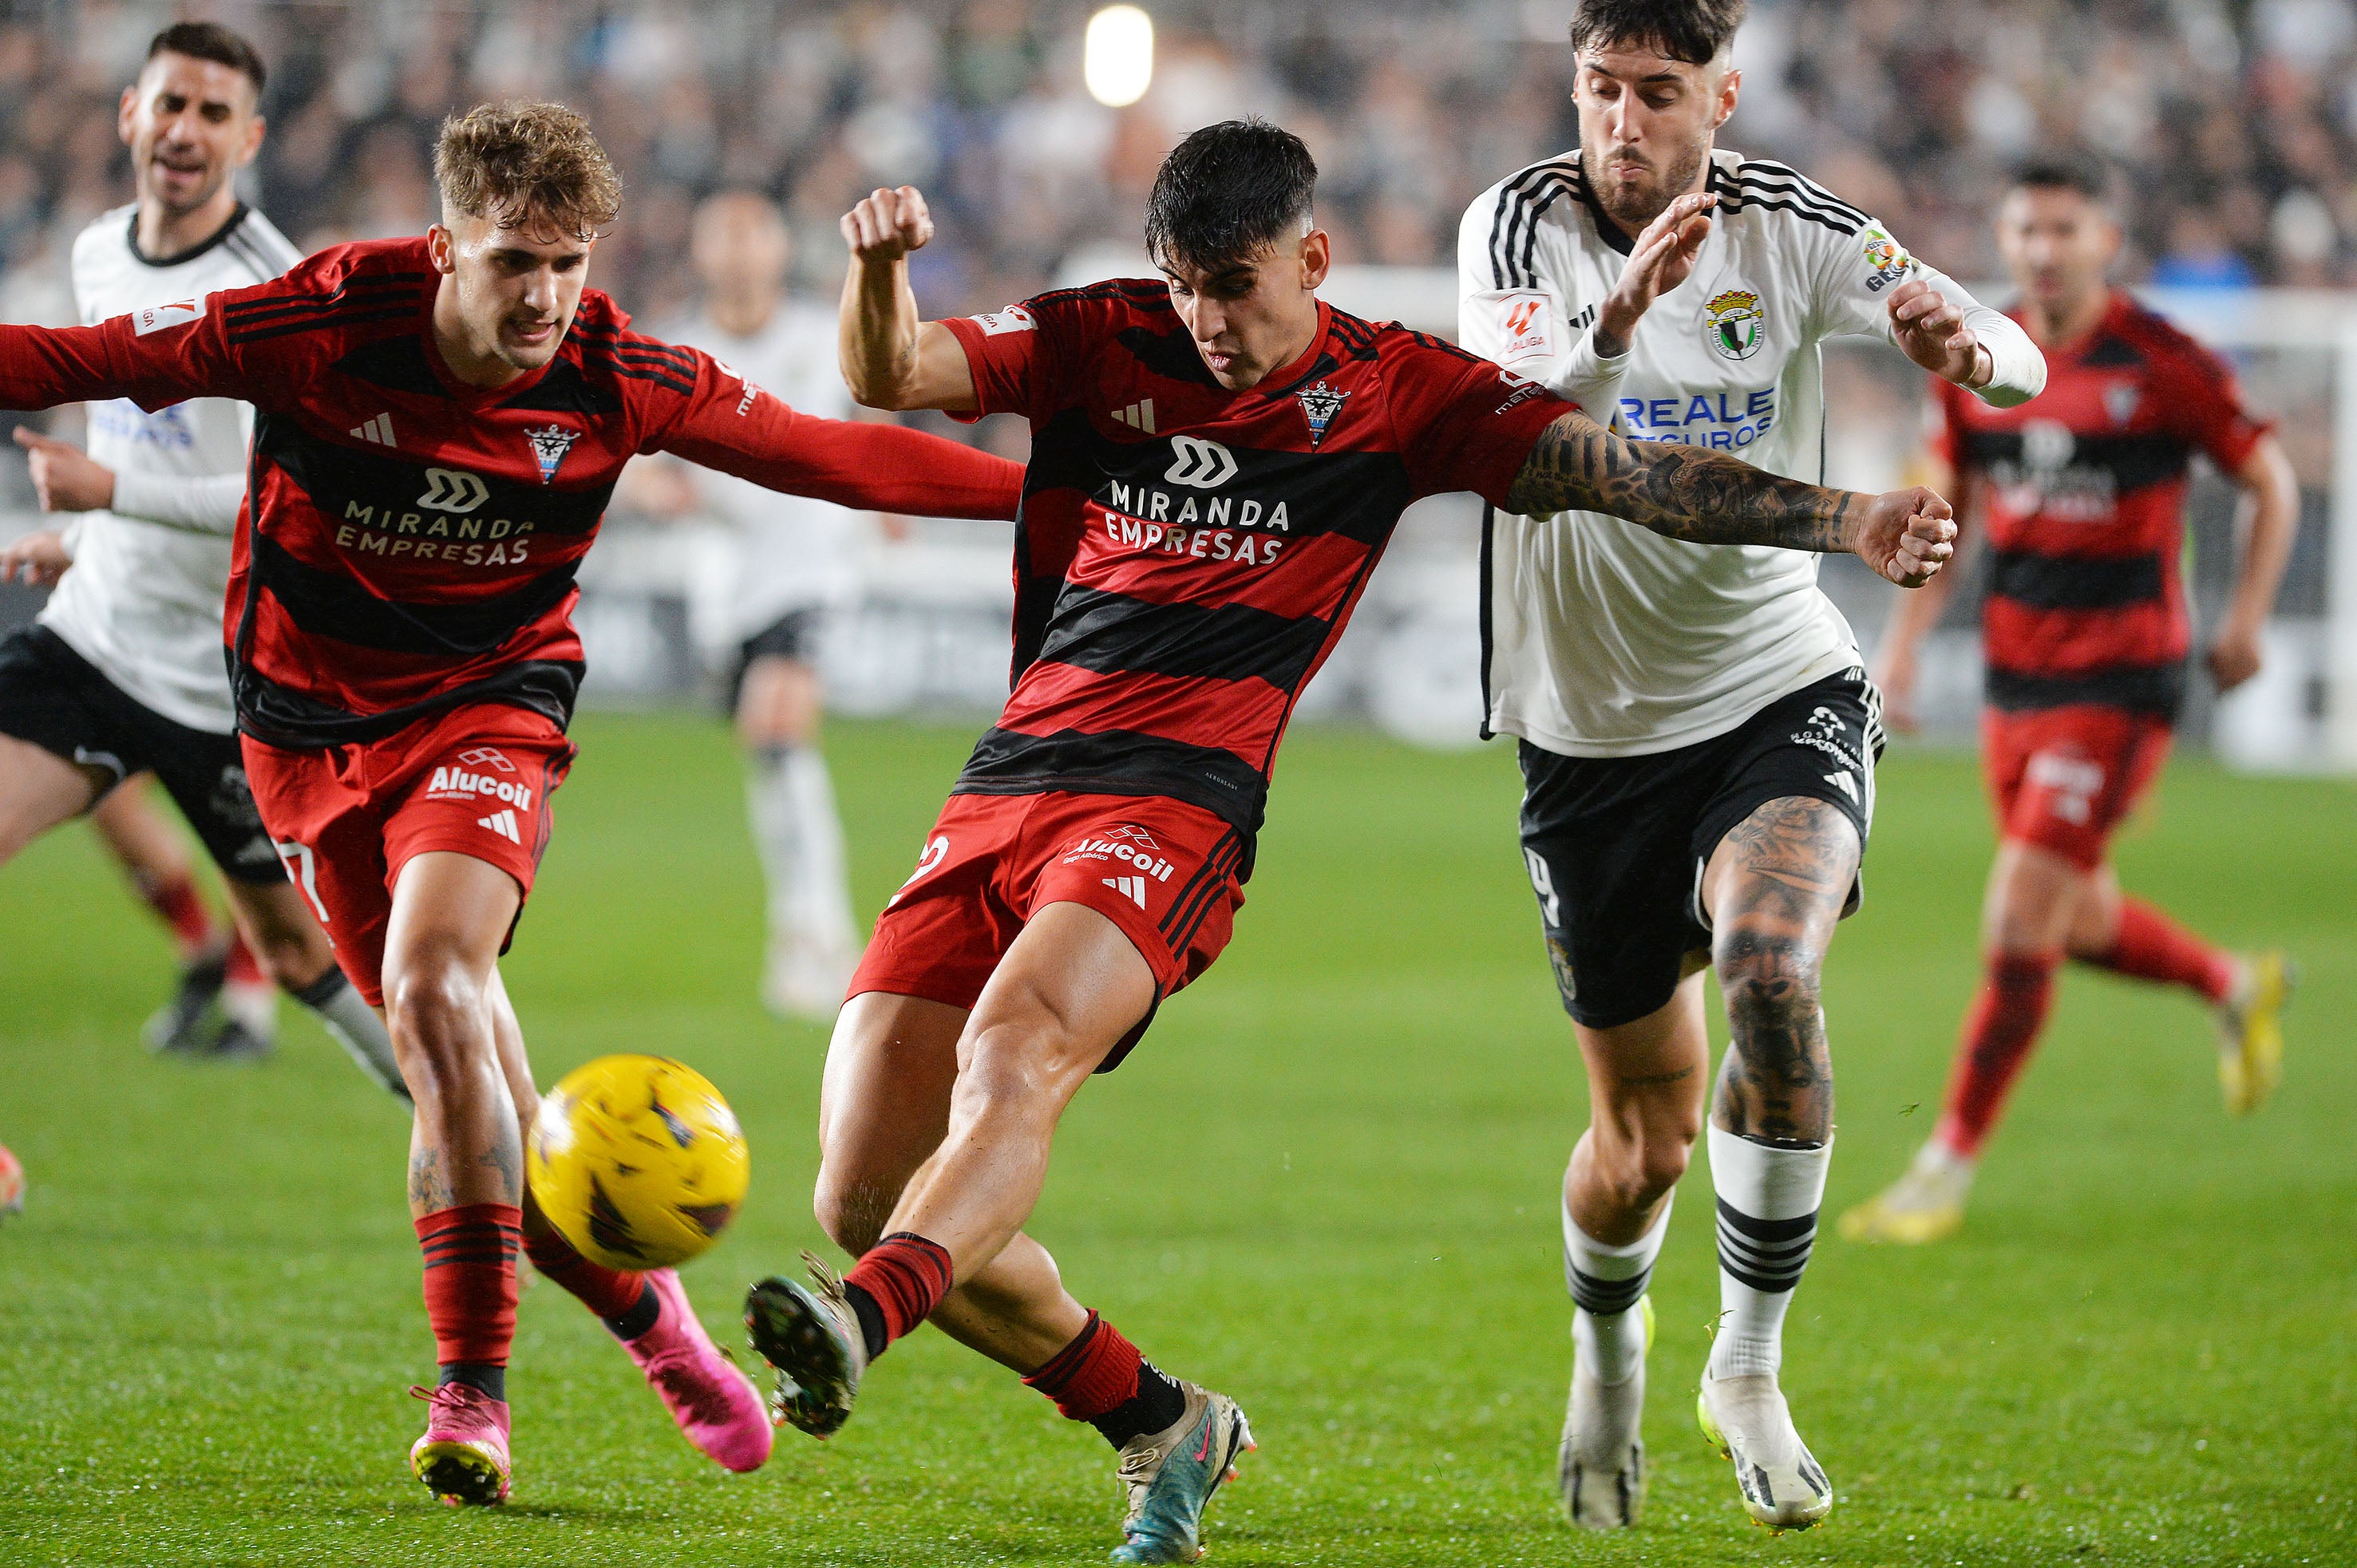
[143,946,230,1057]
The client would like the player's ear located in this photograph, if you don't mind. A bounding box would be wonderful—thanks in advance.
[1299,228,1331,291]
[236,115,266,169]
[426,224,457,275]
[117,84,139,148]
[1714,65,1741,131]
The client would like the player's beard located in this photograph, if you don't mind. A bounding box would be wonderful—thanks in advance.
[1585,136,1711,240]
[138,141,226,220]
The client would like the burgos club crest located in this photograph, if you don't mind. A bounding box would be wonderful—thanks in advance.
[1703,289,1765,361]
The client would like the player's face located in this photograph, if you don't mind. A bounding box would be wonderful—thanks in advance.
[1160,227,1331,393]
[1572,43,1737,233]
[1996,188,2121,317]
[117,53,263,219]
[429,209,595,381]
[691,194,791,302]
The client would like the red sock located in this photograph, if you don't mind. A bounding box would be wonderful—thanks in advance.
[842,1232,955,1351]
[1933,952,2062,1159]
[224,931,266,988]
[1022,1310,1141,1420]
[416,1203,522,1369]
[139,872,218,958]
[2082,898,2236,1005]
[519,1190,649,1322]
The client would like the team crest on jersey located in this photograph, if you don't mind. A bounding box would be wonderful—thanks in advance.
[524,425,581,485]
[1295,381,1347,447]
[1703,289,1765,361]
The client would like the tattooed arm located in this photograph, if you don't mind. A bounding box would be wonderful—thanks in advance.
[1503,408,1957,588]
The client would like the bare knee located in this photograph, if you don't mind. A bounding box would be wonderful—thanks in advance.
[813,1171,898,1256]
[384,946,492,1091]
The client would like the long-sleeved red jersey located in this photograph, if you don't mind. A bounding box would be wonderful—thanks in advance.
[0,237,1023,748]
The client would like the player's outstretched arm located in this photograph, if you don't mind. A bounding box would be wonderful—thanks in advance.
[0,310,245,418]
[1504,409,1956,588]
[659,385,1022,522]
[838,186,979,413]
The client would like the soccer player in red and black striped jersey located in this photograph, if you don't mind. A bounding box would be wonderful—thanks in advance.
[740,118,1960,1563]
[1841,153,2300,1246]
[0,104,1026,1505]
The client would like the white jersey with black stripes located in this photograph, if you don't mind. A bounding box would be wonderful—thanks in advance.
[1457,148,2040,758]
[39,203,301,733]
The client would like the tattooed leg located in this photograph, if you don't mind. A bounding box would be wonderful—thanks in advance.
[1702,797,1861,1142]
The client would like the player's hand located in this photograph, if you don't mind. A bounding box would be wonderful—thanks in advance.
[1855,485,1956,589]
[2207,622,2265,693]
[841,187,934,265]
[1872,644,1922,734]
[1887,279,1988,388]
[1595,192,1715,357]
[13,428,116,512]
[0,528,73,588]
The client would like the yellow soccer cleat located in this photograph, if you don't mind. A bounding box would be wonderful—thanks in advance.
[2217,953,2295,1118]
[1836,1143,1971,1246]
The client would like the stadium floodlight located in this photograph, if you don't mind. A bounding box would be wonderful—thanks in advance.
[1085,5,1154,108]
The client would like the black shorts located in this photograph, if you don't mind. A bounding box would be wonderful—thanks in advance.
[0,624,284,886]
[1516,666,1884,1030]
[725,608,822,713]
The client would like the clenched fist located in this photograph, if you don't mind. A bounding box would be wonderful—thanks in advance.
[841,187,934,266]
[1855,485,1956,589]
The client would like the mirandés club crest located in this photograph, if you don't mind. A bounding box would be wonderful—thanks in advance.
[1295,380,1347,447]
[524,424,582,484]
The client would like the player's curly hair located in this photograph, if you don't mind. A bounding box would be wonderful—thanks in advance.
[433,102,622,241]
[1569,0,1748,64]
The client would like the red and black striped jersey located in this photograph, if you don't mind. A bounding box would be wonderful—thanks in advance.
[941,282,1570,861]
[1930,291,2270,715]
[0,237,1022,748]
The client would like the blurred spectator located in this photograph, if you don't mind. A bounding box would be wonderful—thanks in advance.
[0,0,2351,328]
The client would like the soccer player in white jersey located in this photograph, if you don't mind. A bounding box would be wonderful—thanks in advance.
[1456,0,2046,1534]
[0,22,403,1100]
[637,192,866,1018]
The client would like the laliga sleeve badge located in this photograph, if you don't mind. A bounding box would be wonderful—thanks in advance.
[1703,289,1765,361]
[1494,290,1559,367]
[524,425,582,484]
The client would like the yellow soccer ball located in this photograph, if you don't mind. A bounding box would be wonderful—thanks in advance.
[527,1055,750,1271]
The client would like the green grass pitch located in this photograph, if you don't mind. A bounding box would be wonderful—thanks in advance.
[1,713,2351,1566]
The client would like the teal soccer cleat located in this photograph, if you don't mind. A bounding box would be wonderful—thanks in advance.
[1109,1381,1254,1564]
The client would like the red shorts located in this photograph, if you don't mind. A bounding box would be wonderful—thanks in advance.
[850,791,1247,1071]
[1983,705,2173,871]
[241,705,576,1007]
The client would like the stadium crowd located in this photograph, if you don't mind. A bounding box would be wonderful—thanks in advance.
[0,0,2352,334]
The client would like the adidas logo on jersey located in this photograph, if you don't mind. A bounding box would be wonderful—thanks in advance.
[479,808,522,844]
[1112,399,1156,434]
[1102,875,1149,907]
[350,413,395,446]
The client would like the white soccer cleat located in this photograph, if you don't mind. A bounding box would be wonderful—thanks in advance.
[1697,1369,1832,1533]
[1560,1295,1653,1530]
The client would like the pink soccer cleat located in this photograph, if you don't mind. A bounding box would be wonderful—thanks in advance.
[409,1382,512,1506]
[623,1268,773,1472]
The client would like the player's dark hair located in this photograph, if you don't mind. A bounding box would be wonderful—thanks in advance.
[2010,150,2114,207]
[1568,0,1748,64]
[1144,119,1317,274]
[145,21,267,96]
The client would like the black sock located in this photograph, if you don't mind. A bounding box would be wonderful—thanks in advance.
[602,1281,661,1341]
[288,966,349,1010]
[1090,1358,1188,1449]
[437,1361,505,1402]
[844,1280,888,1361]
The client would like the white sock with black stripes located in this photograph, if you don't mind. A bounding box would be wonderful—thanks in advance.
[1706,1124,1829,1381]
[1564,1191,1673,1387]
[290,966,409,1102]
